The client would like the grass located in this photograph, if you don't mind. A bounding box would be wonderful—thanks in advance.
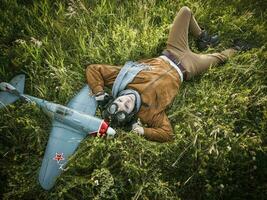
[0,0,266,199]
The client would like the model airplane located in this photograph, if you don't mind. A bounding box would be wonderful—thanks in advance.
[0,74,116,190]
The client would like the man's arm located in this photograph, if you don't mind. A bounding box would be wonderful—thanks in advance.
[142,112,175,143]
[86,64,121,94]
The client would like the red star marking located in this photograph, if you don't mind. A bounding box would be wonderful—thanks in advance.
[53,152,65,162]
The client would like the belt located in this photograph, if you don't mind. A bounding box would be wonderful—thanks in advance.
[161,50,187,81]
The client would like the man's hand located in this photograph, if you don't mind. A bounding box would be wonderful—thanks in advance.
[132,120,144,136]
[95,91,109,101]
[95,91,111,107]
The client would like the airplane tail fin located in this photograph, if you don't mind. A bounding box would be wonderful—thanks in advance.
[0,74,26,109]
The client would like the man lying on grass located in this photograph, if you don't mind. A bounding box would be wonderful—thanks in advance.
[86,6,248,142]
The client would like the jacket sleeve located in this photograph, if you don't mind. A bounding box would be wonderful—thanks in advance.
[86,64,121,94]
[143,111,175,143]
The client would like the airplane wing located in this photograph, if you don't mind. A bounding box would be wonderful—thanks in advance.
[67,85,97,115]
[39,85,98,190]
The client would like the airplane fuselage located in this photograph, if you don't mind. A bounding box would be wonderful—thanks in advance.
[25,95,114,136]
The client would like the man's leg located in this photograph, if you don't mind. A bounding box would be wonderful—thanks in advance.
[165,6,236,80]
[166,6,202,52]
[181,49,237,79]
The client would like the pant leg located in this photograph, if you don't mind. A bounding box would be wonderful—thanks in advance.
[181,49,236,79]
[166,6,202,52]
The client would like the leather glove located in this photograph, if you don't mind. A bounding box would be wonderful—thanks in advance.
[95,91,109,101]
[132,120,144,136]
[95,91,109,104]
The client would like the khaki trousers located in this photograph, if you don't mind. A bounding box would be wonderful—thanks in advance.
[165,6,233,80]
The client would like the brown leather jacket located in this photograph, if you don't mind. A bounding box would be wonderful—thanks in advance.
[86,57,181,142]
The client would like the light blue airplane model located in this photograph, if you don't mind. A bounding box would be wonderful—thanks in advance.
[0,74,116,190]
